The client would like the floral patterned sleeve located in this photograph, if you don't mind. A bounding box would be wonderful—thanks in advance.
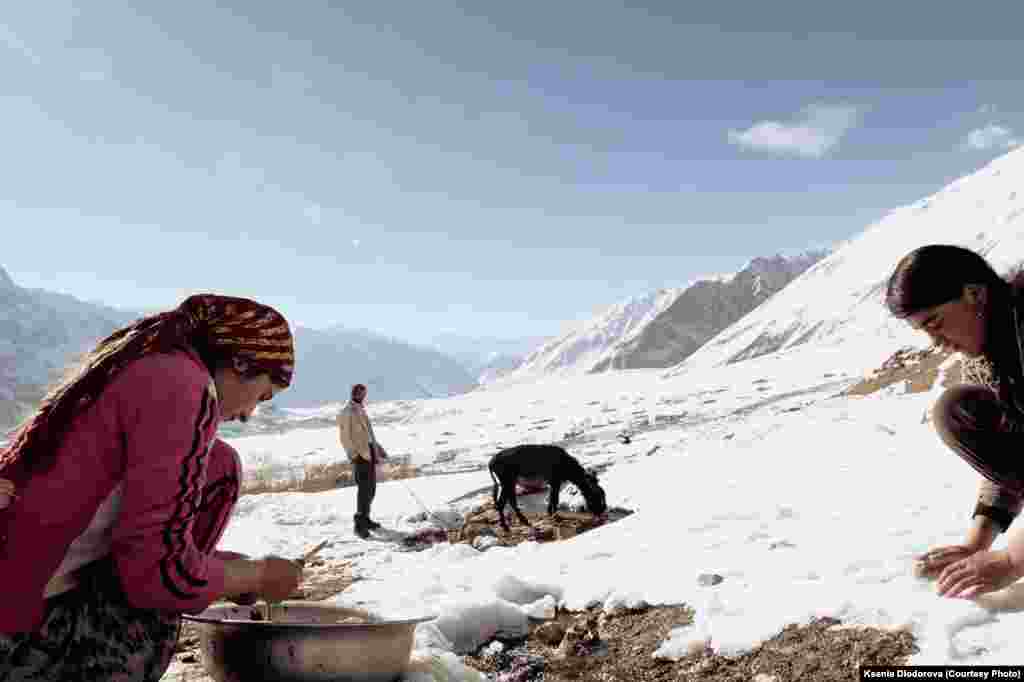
[960,354,999,392]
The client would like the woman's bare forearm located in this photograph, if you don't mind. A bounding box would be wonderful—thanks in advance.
[965,515,999,552]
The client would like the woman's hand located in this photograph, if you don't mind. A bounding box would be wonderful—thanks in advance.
[914,544,982,580]
[936,549,1024,598]
[259,556,304,603]
[222,555,303,604]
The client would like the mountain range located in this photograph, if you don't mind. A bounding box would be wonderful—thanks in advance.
[0,274,480,425]
[0,243,832,425]
[491,251,828,385]
[272,326,479,408]
[0,269,136,426]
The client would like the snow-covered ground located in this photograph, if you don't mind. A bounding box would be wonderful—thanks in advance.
[196,338,1024,679]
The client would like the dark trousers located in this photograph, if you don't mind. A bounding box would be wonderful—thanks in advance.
[934,385,1024,530]
[354,447,377,519]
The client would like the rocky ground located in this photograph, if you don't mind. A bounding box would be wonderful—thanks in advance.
[466,607,916,682]
[166,500,918,682]
[844,345,957,398]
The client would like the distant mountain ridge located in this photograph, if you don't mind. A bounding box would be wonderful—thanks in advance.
[592,252,828,371]
[424,332,549,385]
[0,242,832,422]
[0,270,480,422]
[0,267,137,427]
[274,325,479,408]
[493,251,827,384]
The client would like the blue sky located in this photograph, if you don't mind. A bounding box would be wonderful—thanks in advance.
[2,1,1023,345]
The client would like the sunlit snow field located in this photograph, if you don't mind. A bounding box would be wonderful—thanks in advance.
[162,341,1024,679]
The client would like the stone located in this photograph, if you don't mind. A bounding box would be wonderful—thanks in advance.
[535,621,567,646]
[556,614,601,658]
[697,573,724,587]
[483,640,506,656]
[473,535,501,551]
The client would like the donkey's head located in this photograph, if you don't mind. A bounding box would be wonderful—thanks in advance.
[581,469,607,516]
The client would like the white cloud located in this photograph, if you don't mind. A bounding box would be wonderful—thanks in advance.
[352,239,361,248]
[728,104,861,158]
[963,124,1020,151]
[304,203,322,225]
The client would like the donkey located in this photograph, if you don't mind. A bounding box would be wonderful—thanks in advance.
[488,444,607,532]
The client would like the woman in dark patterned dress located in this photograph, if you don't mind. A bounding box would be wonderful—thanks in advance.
[886,244,1024,599]
[0,294,304,680]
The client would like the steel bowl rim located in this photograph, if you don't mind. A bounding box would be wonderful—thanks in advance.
[181,606,434,629]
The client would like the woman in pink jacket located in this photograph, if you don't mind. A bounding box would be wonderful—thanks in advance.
[0,294,303,681]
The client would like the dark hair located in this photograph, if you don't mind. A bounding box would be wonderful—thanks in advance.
[885,244,1008,318]
[351,383,367,398]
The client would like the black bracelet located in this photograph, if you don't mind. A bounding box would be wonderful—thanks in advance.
[972,502,1016,533]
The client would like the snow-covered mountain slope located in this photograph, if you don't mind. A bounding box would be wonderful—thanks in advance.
[592,252,827,372]
[497,288,685,383]
[494,252,825,385]
[671,147,1024,377]
[425,333,548,385]
[474,352,526,385]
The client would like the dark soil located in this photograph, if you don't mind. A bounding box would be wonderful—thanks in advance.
[452,502,635,548]
[670,618,918,682]
[464,607,918,682]
[465,605,696,681]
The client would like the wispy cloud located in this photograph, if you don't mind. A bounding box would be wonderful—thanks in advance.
[352,239,361,248]
[962,124,1020,151]
[728,104,861,158]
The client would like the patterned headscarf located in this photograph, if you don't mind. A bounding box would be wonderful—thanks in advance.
[0,294,294,478]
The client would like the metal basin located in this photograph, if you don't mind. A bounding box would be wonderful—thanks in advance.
[182,602,433,682]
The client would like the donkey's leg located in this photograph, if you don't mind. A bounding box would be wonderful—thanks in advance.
[548,478,563,516]
[496,483,512,531]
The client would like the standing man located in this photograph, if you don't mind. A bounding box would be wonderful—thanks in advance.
[338,383,387,539]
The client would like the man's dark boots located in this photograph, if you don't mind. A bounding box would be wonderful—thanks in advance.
[353,514,370,539]
[365,517,382,530]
